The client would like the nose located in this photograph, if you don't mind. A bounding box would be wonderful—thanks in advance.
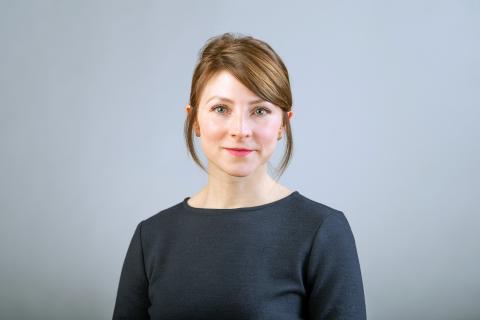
[228,109,252,138]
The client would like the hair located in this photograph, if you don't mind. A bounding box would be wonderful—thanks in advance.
[184,32,294,181]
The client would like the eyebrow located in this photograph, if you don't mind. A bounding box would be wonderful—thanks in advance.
[205,95,266,105]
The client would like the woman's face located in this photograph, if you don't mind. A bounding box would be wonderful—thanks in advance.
[187,70,293,178]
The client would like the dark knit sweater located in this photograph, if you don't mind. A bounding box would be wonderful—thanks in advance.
[112,191,367,319]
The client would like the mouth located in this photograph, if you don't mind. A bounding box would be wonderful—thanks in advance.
[225,147,253,151]
[224,147,253,157]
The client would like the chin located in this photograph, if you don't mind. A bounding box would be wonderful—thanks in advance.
[222,163,257,178]
[227,171,252,178]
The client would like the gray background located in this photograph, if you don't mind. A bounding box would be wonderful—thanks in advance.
[1,1,479,319]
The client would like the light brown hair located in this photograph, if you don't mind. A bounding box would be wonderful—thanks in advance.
[184,32,294,181]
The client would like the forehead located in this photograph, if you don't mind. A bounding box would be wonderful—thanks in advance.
[200,70,263,105]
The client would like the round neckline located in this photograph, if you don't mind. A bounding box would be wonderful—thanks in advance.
[182,190,300,215]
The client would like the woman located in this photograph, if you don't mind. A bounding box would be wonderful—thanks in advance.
[113,32,367,319]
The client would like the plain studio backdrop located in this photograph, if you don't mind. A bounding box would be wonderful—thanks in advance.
[1,1,479,319]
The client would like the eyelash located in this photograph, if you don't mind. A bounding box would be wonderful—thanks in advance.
[210,104,272,116]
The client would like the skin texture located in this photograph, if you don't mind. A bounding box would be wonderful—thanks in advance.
[185,70,294,209]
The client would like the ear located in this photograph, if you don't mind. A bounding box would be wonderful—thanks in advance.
[281,110,293,128]
[186,104,196,124]
[186,104,201,135]
[287,111,293,120]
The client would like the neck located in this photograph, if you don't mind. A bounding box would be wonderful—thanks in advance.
[197,163,283,209]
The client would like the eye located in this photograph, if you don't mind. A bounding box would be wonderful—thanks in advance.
[255,107,271,116]
[212,104,228,114]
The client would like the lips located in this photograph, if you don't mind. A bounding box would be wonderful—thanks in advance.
[225,148,253,157]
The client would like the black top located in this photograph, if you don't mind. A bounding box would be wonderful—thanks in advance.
[112,191,367,319]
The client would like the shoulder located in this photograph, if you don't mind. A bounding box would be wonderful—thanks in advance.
[290,191,347,227]
[133,200,185,236]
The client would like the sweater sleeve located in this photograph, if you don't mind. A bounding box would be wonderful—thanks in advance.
[305,211,367,320]
[112,221,151,320]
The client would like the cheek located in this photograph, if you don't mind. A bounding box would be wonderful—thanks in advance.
[200,118,225,142]
[255,125,281,152]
